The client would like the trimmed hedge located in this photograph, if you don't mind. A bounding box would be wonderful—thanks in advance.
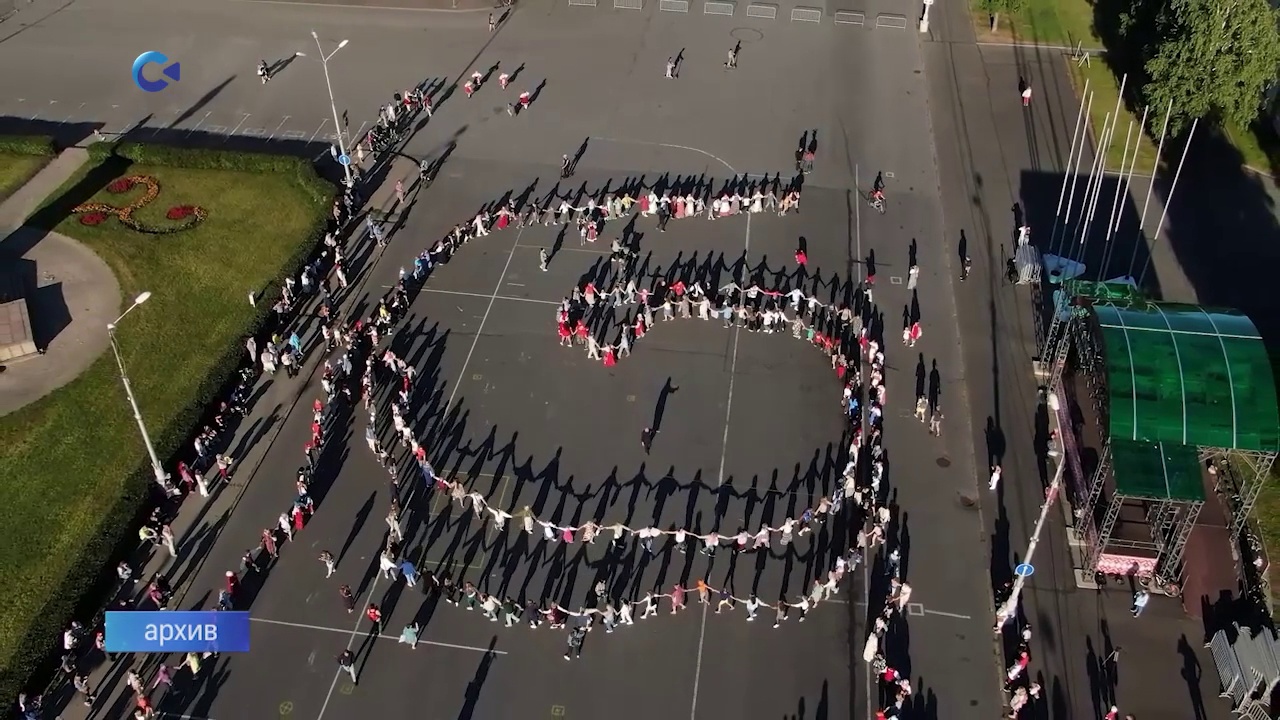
[0,134,56,157]
[0,142,336,707]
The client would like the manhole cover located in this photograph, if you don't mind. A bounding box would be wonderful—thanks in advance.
[936,457,951,467]
[960,495,977,508]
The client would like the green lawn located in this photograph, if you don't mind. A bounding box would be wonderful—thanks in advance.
[1253,471,1280,605]
[0,145,331,700]
[1222,119,1280,177]
[0,153,51,203]
[1067,55,1162,174]
[971,1,1098,46]
[974,0,1280,177]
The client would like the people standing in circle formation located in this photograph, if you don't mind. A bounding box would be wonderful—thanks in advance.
[150,161,914,711]
[558,256,870,369]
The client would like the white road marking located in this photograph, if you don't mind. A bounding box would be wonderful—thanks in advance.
[227,113,250,142]
[187,111,212,136]
[269,115,290,139]
[309,119,329,142]
[688,144,740,720]
[250,617,510,654]
[835,597,974,620]
[517,244,609,255]
[417,287,558,305]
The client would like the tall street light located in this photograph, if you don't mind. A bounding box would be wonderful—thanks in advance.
[106,291,171,491]
[311,31,353,187]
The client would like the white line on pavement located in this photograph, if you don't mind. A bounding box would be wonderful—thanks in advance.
[692,146,739,720]
[346,121,368,148]
[227,113,250,142]
[517,243,610,255]
[923,608,973,620]
[270,115,290,140]
[188,111,212,136]
[310,119,329,142]
[417,287,558,305]
[249,617,510,654]
[828,597,974,620]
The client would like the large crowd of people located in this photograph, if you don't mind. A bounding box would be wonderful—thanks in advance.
[31,51,1048,720]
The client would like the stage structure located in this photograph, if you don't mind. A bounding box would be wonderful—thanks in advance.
[1044,285,1279,590]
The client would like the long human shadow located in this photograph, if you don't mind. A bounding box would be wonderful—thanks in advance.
[145,158,884,719]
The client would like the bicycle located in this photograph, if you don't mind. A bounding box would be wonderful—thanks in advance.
[867,191,886,214]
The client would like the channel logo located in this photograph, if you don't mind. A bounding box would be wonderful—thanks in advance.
[132,51,182,93]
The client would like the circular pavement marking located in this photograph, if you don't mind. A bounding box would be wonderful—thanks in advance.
[730,27,764,43]
[280,700,294,715]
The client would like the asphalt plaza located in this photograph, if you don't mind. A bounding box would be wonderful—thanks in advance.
[157,153,871,720]
[3,0,1004,717]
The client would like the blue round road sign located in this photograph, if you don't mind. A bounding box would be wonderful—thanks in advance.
[338,154,351,166]
[1014,563,1035,577]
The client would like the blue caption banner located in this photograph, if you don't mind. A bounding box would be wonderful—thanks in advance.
[105,611,250,653]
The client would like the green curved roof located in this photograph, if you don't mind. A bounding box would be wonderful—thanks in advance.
[1093,300,1280,452]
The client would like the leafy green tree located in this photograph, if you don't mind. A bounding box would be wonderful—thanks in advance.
[1140,0,1280,134]
[978,0,1027,34]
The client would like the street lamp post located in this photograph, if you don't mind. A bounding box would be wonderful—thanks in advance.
[106,291,171,492]
[311,31,352,187]
[919,0,934,33]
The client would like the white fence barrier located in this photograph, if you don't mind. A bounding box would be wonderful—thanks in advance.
[746,2,777,18]
[876,13,908,27]
[660,0,689,10]
[704,1,735,14]
[834,10,864,24]
[790,6,821,21]
[615,0,643,8]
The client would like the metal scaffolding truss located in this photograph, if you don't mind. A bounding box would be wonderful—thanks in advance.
[1050,292,1277,587]
[1203,448,1280,541]
[1155,499,1205,582]
[1082,460,1205,583]
[1044,298,1090,398]
[1072,318,1108,428]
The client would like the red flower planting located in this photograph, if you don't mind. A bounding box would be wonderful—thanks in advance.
[107,178,135,194]
[73,175,208,234]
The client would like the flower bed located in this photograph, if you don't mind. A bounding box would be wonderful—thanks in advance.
[73,175,208,233]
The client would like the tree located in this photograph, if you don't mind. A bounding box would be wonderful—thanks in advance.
[1140,0,1280,135]
[978,0,1027,34]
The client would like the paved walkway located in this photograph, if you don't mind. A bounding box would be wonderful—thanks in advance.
[0,146,122,416]
[926,4,1233,718]
[41,145,394,720]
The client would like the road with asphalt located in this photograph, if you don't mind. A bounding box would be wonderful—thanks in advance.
[0,0,1139,718]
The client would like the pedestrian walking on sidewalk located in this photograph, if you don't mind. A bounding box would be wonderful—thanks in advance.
[1019,77,1032,107]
